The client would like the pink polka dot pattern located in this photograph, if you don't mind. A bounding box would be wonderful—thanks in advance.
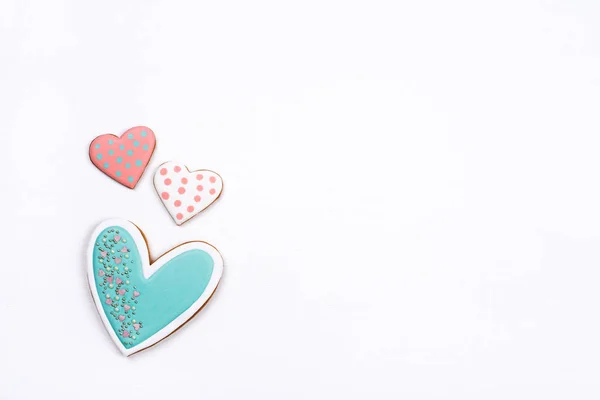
[89,126,156,189]
[154,161,223,225]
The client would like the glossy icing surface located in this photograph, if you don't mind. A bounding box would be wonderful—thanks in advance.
[154,161,223,225]
[88,219,223,356]
[89,126,156,189]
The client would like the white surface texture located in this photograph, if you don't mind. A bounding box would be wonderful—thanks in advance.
[1,0,600,398]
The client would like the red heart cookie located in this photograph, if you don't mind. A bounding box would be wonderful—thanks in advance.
[89,126,156,189]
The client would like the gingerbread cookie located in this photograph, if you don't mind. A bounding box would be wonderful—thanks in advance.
[87,219,223,356]
[89,126,156,189]
[154,161,223,225]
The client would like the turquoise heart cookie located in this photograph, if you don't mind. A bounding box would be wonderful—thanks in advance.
[88,219,223,356]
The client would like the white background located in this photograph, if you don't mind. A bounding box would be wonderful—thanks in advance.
[1,0,600,398]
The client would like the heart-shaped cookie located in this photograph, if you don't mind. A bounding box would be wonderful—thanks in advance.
[87,219,223,356]
[89,126,156,189]
[154,161,224,225]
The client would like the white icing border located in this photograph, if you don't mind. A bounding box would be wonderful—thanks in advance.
[87,218,223,357]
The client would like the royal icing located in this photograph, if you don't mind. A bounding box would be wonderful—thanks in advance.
[153,161,224,225]
[89,126,156,189]
[87,219,223,356]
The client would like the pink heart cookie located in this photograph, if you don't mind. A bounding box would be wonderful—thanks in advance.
[153,161,223,225]
[89,126,156,189]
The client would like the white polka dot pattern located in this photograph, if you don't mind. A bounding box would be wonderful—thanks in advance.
[154,161,223,225]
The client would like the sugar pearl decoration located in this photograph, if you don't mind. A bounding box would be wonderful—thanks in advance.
[95,228,144,349]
